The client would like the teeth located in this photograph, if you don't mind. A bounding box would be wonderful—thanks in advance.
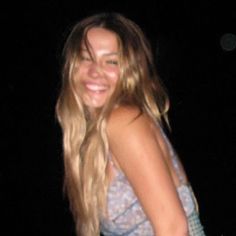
[85,83,107,91]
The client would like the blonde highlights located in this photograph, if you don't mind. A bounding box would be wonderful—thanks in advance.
[56,12,169,236]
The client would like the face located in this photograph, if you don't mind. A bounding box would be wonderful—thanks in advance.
[75,27,120,109]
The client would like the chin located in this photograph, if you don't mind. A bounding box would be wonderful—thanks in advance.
[84,99,107,109]
[83,94,110,109]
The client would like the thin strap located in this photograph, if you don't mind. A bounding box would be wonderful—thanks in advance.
[158,125,186,185]
[108,152,120,177]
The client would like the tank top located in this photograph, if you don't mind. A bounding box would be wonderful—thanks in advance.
[100,125,206,235]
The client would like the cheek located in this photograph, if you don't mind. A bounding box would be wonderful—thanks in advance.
[75,66,86,78]
[106,70,120,84]
[73,66,88,87]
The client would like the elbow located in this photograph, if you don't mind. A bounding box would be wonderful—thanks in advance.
[171,215,189,236]
[175,218,189,236]
[154,214,189,236]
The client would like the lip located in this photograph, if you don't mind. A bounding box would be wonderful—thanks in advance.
[84,82,108,93]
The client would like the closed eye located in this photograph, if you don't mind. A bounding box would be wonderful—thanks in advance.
[81,55,92,61]
[106,60,118,65]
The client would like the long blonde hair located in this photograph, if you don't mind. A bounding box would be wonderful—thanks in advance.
[56,12,169,236]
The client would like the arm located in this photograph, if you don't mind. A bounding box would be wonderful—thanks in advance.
[107,106,188,236]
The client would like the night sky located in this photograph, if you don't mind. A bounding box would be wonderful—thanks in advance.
[3,1,235,235]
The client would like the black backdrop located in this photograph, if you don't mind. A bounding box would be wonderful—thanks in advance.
[3,1,235,235]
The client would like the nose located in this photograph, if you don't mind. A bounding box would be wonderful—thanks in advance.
[88,61,103,79]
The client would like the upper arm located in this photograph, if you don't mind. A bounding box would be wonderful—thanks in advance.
[107,106,187,235]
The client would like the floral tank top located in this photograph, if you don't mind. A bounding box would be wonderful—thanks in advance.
[100,126,206,236]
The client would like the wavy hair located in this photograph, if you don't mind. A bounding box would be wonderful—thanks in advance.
[56,12,169,236]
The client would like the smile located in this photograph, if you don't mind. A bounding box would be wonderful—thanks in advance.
[85,83,108,92]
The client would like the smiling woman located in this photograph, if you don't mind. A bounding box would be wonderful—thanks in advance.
[75,28,120,109]
[56,12,206,236]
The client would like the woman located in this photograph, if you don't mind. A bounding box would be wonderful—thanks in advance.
[56,12,206,236]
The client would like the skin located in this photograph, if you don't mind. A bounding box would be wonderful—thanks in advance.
[75,27,120,109]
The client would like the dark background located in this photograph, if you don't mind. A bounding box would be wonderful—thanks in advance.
[2,0,235,235]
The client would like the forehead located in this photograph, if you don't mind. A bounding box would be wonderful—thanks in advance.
[82,27,119,51]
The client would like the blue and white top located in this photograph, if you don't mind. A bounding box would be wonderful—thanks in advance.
[100,125,205,236]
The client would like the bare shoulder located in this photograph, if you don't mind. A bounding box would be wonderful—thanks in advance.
[106,106,160,152]
[107,105,154,135]
[108,105,142,125]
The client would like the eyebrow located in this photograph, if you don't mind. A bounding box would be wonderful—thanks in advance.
[81,48,119,56]
[103,52,119,56]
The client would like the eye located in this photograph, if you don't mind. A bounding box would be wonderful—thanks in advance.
[106,59,119,65]
[80,55,92,61]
